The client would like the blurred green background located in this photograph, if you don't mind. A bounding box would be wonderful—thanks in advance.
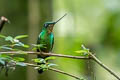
[0,0,120,80]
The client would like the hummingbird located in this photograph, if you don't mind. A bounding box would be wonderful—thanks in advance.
[37,14,67,73]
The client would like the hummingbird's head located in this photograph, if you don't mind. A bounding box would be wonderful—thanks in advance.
[43,13,67,33]
[43,22,55,33]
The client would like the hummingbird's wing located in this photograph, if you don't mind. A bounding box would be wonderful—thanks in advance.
[50,35,54,52]
[37,32,54,52]
[37,32,42,52]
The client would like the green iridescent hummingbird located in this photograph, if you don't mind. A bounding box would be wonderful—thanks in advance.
[37,14,67,73]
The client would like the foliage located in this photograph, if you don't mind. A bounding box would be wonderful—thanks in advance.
[0,34,29,51]
[0,34,58,77]
[75,45,90,57]
[32,57,57,71]
[32,44,46,51]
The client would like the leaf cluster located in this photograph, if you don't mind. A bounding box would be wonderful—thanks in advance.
[32,57,57,71]
[0,34,57,76]
[0,35,29,51]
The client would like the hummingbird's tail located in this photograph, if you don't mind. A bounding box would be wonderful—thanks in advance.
[37,49,46,74]
[37,63,44,73]
[38,69,43,73]
[37,54,44,74]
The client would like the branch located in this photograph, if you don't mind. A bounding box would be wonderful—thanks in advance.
[49,68,81,80]
[0,16,9,32]
[81,45,120,80]
[0,51,120,79]
[24,62,81,80]
[0,51,90,59]
[89,52,120,80]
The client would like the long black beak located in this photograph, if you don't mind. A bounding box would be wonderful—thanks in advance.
[54,13,67,25]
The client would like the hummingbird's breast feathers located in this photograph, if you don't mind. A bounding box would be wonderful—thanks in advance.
[37,30,54,52]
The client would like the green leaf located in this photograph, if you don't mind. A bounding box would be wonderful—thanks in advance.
[75,50,88,54]
[32,44,46,48]
[0,46,13,50]
[15,35,28,39]
[17,42,24,46]
[40,64,48,70]
[32,47,37,51]
[5,36,14,42]
[0,54,9,58]
[0,54,12,61]
[23,44,29,48]
[32,58,40,63]
[32,58,45,63]
[16,62,27,66]
[75,50,89,56]
[14,42,29,48]
[45,57,56,61]
[13,57,25,62]
[48,63,57,67]
[0,34,6,38]
[0,59,5,65]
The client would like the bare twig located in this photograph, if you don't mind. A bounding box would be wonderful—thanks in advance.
[24,63,81,80]
[0,16,9,32]
[81,45,120,80]
[49,67,81,80]
[89,52,120,80]
[0,51,90,59]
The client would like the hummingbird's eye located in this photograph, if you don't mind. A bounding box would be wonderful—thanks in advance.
[44,24,47,27]
[48,24,51,27]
